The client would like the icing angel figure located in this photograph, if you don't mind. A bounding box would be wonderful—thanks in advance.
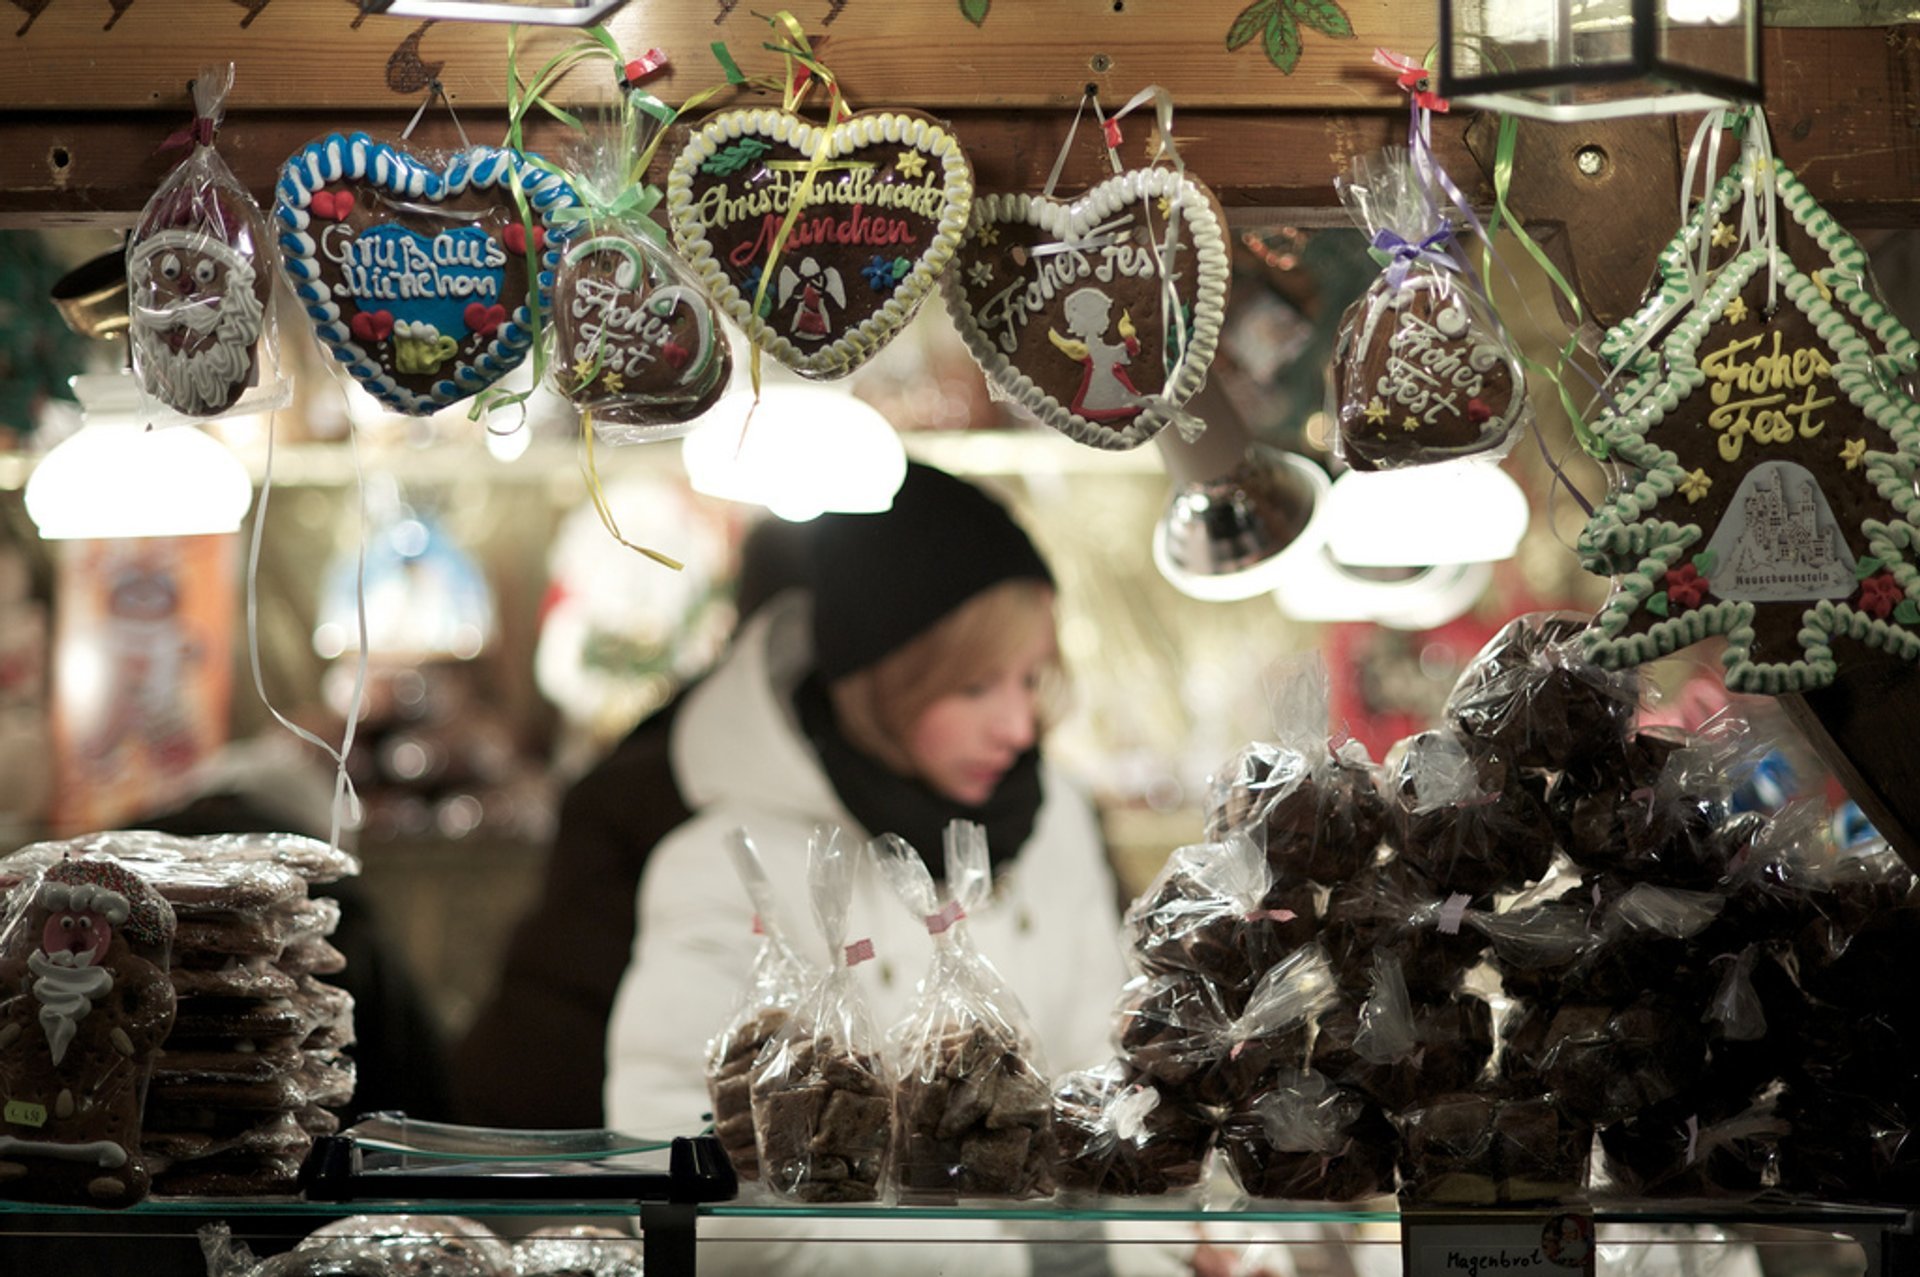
[776,256,846,342]
[1048,287,1142,423]
[0,856,176,1206]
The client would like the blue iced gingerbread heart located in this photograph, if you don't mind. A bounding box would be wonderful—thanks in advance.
[274,133,580,415]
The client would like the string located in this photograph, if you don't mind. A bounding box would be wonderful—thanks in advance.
[580,407,684,570]
[244,404,365,855]
[1040,88,1096,201]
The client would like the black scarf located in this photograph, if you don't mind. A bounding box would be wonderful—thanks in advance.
[794,674,1042,879]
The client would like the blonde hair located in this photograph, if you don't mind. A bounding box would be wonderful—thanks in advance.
[827,579,1063,776]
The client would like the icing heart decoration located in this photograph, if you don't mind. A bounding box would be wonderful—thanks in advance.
[549,224,731,437]
[503,221,545,256]
[274,132,581,415]
[941,168,1230,450]
[667,108,973,379]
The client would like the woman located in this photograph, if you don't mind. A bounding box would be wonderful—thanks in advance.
[604,463,1134,1276]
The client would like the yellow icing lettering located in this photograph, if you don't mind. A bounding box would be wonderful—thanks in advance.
[1699,330,1836,461]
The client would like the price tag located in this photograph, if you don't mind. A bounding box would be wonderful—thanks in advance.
[4,1099,47,1128]
[1402,1209,1596,1277]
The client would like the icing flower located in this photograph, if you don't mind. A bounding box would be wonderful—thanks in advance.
[862,255,900,292]
[1678,468,1713,504]
[1858,570,1905,620]
[572,355,598,386]
[1721,295,1749,326]
[1402,414,1421,433]
[893,150,927,180]
[1665,562,1709,610]
[1710,221,1736,250]
[601,370,625,394]
[974,224,1000,248]
[1363,398,1389,425]
[967,261,994,288]
[1841,437,1868,470]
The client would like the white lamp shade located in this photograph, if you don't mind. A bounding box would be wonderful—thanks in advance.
[26,375,253,540]
[1152,452,1331,602]
[1322,461,1530,568]
[681,385,907,523]
[1274,548,1493,630]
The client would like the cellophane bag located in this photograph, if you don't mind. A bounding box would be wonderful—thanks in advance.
[875,821,1054,1201]
[1395,1091,1590,1205]
[1204,655,1389,889]
[295,1215,512,1277]
[1385,728,1555,896]
[1050,1061,1216,1197]
[750,825,893,1202]
[1445,612,1640,774]
[547,90,731,442]
[0,853,177,1207]
[127,63,287,423]
[1124,833,1311,997]
[1329,146,1528,472]
[1218,1067,1398,1202]
[705,828,815,1181]
[1114,944,1338,1110]
[1319,857,1491,1001]
[513,1224,646,1277]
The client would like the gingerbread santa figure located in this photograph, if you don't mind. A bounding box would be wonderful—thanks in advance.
[0,856,176,1206]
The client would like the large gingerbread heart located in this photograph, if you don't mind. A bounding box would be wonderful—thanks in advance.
[667,108,973,380]
[275,133,581,415]
[941,169,1231,451]
[550,224,732,438]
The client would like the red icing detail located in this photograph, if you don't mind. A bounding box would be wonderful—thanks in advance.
[503,222,545,256]
[1858,570,1904,620]
[1665,563,1709,610]
[1467,397,1492,423]
[464,302,508,340]
[349,309,395,344]
[309,188,356,221]
[661,341,690,369]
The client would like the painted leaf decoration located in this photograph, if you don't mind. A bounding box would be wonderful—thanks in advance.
[960,0,990,25]
[1263,8,1302,73]
[1855,555,1884,580]
[1897,599,1920,626]
[1691,549,1718,575]
[700,137,772,177]
[1288,0,1354,38]
[1646,591,1671,618]
[1226,0,1272,52]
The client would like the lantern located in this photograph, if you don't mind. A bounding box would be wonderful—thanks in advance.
[1439,0,1761,121]
[357,0,629,25]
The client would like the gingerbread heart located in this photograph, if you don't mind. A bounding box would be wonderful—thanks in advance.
[1331,274,1527,471]
[550,223,732,437]
[667,108,972,380]
[274,132,581,415]
[941,169,1231,450]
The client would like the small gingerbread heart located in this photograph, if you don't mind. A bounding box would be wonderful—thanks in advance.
[274,132,581,415]
[942,168,1231,450]
[667,107,972,379]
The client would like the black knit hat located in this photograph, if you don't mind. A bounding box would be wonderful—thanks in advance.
[809,462,1054,681]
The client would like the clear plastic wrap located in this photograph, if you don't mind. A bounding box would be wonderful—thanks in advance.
[705,828,816,1182]
[547,92,730,442]
[1330,147,1529,471]
[1384,728,1555,896]
[1318,857,1490,1001]
[0,853,177,1207]
[1218,1068,1397,1202]
[128,63,286,423]
[1525,992,1710,1127]
[1597,1086,1785,1200]
[1310,969,1494,1113]
[750,826,893,1202]
[876,821,1053,1201]
[1113,945,1338,1110]
[296,1215,513,1277]
[1467,896,1596,1002]
[1444,612,1640,774]
[1050,1062,1216,1197]
[1559,880,1725,1005]
[513,1224,646,1277]
[1123,834,1312,996]
[1203,659,1390,889]
[1395,1091,1590,1206]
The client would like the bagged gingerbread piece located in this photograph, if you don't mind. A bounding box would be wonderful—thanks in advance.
[1330,147,1528,472]
[1204,657,1389,889]
[0,854,178,1206]
[876,821,1054,1201]
[1124,834,1310,997]
[1445,612,1640,774]
[1310,956,1494,1113]
[750,826,893,1202]
[1051,1062,1216,1197]
[547,87,730,442]
[1218,1068,1397,1202]
[1318,857,1491,1001]
[1384,728,1555,896]
[1114,944,1339,1110]
[1597,1085,1784,1200]
[1395,1091,1590,1205]
[127,64,286,423]
[1558,879,1724,1005]
[705,828,815,1181]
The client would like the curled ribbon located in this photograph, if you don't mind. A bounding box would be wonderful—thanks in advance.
[1369,226,1456,290]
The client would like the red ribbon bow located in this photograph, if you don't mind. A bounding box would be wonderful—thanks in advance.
[159,115,216,153]
[623,47,669,85]
[1373,48,1449,113]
